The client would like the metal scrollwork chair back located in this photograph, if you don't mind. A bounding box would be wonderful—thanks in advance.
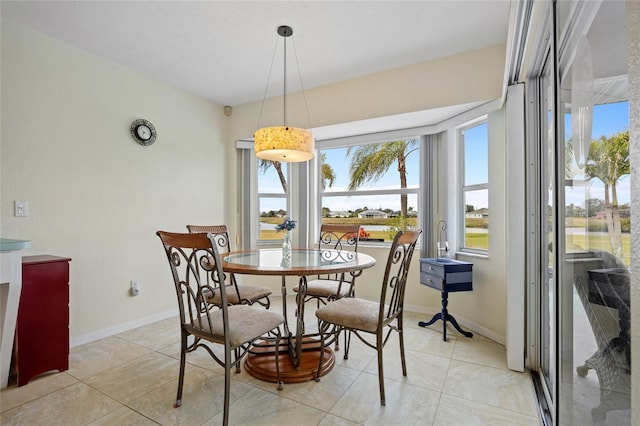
[294,223,362,305]
[187,224,272,308]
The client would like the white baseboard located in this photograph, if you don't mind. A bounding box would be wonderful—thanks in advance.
[70,302,505,349]
[405,303,505,345]
[70,308,178,348]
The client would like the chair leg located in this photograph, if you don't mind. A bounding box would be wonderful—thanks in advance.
[275,330,283,390]
[343,329,351,360]
[174,329,188,408]
[377,335,386,406]
[234,348,241,373]
[398,317,407,376]
[223,346,232,426]
[315,322,328,382]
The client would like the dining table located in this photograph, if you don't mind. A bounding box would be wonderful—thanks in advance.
[221,247,376,383]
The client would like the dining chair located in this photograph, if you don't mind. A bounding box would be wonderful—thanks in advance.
[315,229,421,405]
[157,231,284,426]
[187,225,272,308]
[293,223,362,306]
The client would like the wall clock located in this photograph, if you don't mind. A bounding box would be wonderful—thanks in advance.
[130,119,156,146]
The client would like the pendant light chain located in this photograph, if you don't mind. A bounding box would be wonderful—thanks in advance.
[283,33,287,128]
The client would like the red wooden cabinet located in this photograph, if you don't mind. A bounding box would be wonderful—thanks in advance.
[14,255,71,386]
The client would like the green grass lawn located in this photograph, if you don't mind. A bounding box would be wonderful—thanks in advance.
[261,218,630,266]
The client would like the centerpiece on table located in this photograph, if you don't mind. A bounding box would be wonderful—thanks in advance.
[275,217,296,260]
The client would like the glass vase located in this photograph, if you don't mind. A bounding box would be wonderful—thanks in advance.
[282,230,292,260]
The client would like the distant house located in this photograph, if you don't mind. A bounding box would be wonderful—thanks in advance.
[357,210,388,219]
[595,209,630,219]
[465,208,489,218]
[327,210,351,218]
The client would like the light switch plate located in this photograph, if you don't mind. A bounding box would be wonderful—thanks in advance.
[15,201,28,217]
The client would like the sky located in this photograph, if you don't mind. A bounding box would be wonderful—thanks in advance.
[565,101,630,207]
[259,100,630,214]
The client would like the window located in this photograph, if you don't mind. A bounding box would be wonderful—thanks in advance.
[257,160,289,241]
[319,138,420,243]
[460,120,489,251]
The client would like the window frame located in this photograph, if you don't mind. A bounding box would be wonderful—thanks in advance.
[316,137,422,246]
[237,100,502,252]
[256,159,292,245]
[458,116,490,254]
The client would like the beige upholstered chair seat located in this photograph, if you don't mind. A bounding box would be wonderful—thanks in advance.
[293,279,352,299]
[188,305,284,347]
[206,285,272,306]
[315,298,383,333]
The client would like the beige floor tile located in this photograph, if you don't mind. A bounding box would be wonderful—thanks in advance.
[203,386,327,425]
[253,365,361,412]
[387,326,458,359]
[115,318,181,351]
[1,382,121,425]
[116,317,178,341]
[451,334,507,370]
[434,394,540,426]
[443,360,538,418]
[157,339,226,373]
[128,366,253,425]
[68,336,153,380]
[329,371,440,425]
[332,335,377,372]
[87,406,158,425]
[2,311,542,426]
[363,347,450,392]
[318,413,362,425]
[0,372,78,412]
[84,352,189,404]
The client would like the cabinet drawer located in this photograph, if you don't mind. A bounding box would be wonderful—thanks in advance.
[419,258,473,292]
[420,261,445,278]
[420,272,444,290]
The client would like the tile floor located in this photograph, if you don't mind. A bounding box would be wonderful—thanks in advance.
[1,297,541,425]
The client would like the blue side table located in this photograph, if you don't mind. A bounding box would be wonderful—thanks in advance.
[418,258,473,341]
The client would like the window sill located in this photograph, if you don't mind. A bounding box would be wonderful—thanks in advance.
[454,251,489,261]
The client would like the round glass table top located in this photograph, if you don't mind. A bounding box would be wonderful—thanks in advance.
[222,248,375,276]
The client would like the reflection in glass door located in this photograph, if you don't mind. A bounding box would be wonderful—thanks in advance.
[557,1,631,424]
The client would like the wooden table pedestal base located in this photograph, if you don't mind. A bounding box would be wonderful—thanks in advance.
[244,337,335,383]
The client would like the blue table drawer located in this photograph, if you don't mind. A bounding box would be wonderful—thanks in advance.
[419,258,472,292]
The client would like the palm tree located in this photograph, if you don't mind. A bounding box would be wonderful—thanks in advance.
[585,130,629,258]
[347,139,418,217]
[258,159,288,193]
[259,155,336,194]
[321,153,336,190]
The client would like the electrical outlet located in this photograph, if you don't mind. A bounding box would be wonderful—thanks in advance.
[130,280,140,296]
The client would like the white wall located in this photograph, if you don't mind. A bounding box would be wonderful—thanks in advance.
[1,22,228,343]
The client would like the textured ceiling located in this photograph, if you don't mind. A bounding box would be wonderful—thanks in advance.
[2,1,511,107]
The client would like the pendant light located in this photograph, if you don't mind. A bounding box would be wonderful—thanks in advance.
[254,25,314,162]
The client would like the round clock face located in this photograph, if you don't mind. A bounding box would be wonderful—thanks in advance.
[130,119,156,146]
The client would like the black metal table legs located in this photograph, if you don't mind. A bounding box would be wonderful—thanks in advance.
[418,289,473,341]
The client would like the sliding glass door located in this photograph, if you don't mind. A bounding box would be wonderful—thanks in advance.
[532,1,632,424]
